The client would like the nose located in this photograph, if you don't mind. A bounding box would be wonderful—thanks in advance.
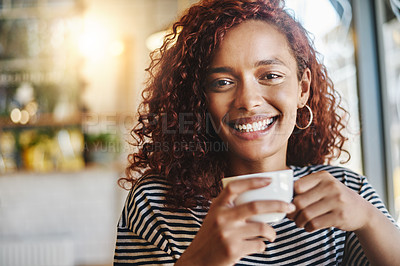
[233,78,264,111]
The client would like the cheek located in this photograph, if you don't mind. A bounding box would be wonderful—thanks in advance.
[271,88,300,125]
[205,99,224,133]
[206,96,227,121]
[273,91,298,113]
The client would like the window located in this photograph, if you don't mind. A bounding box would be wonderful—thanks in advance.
[286,0,363,173]
[376,0,400,224]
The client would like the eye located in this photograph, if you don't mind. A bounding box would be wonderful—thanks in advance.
[259,72,284,85]
[263,73,281,80]
[207,79,235,92]
[216,80,232,86]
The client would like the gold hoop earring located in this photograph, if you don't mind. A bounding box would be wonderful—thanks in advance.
[296,104,313,130]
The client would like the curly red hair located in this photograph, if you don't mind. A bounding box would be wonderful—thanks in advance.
[119,0,349,208]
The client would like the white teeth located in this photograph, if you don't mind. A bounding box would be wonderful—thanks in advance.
[233,117,275,133]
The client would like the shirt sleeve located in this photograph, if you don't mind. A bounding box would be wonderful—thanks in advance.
[342,170,399,265]
[114,226,176,265]
[113,182,177,265]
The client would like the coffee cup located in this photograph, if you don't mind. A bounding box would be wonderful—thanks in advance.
[222,169,294,223]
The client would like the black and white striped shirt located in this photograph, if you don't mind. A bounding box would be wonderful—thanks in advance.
[114,165,397,265]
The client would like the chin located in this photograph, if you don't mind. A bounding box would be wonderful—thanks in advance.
[231,147,276,162]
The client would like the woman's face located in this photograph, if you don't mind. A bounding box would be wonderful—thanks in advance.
[205,20,310,172]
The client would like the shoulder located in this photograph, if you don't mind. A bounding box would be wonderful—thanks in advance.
[292,164,367,192]
[128,176,170,212]
[119,176,170,229]
[130,175,170,204]
[118,175,206,258]
[292,164,361,179]
[134,175,170,192]
[121,175,207,230]
[116,176,193,263]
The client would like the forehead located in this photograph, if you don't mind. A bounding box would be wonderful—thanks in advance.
[211,20,296,68]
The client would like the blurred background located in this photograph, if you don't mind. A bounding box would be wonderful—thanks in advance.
[0,0,399,265]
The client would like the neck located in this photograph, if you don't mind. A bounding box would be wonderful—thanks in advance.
[226,155,289,177]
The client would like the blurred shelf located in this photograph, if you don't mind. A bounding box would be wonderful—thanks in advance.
[0,113,82,129]
[0,58,80,72]
[0,163,122,178]
[0,0,88,176]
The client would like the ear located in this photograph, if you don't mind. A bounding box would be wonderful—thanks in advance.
[297,68,311,108]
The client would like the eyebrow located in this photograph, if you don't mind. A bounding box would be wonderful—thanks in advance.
[208,66,234,74]
[254,58,287,67]
[208,58,287,75]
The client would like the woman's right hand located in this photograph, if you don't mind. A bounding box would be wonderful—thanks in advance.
[175,177,296,266]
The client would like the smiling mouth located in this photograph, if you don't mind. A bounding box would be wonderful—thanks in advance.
[228,116,278,133]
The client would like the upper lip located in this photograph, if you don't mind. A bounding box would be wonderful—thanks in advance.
[226,115,279,126]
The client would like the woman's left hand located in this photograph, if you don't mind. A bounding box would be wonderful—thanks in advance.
[287,171,371,232]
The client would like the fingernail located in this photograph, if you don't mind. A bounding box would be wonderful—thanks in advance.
[258,178,271,185]
[259,236,275,242]
[287,203,296,212]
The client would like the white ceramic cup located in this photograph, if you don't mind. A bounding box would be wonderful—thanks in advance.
[222,169,294,223]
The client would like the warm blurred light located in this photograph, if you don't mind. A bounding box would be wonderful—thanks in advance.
[146,30,167,51]
[58,130,75,158]
[20,110,30,125]
[10,108,21,123]
[79,20,125,59]
[15,82,34,105]
[25,101,38,116]
[146,26,182,51]
[79,32,106,59]
[10,107,33,124]
[78,20,108,60]
[110,40,125,56]
[285,0,340,37]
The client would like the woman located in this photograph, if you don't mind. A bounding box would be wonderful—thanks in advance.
[114,0,400,265]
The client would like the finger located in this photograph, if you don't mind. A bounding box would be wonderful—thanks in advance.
[289,181,328,219]
[303,211,337,232]
[217,177,271,205]
[243,238,267,254]
[227,200,296,221]
[293,197,334,228]
[236,222,277,242]
[294,171,327,194]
